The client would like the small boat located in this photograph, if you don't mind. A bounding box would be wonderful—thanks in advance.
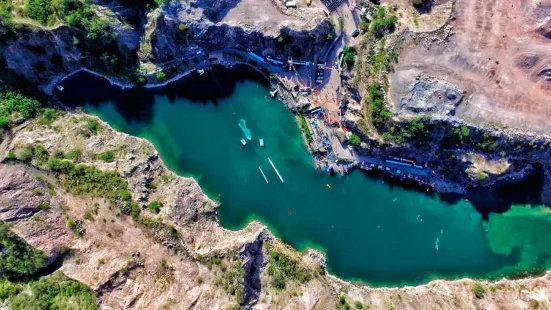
[259,139,264,147]
[197,69,205,76]
[56,85,64,91]
[240,138,247,146]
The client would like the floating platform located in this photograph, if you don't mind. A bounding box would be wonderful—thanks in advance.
[240,138,247,146]
[259,139,264,147]
[268,158,284,183]
[258,166,269,183]
[56,85,64,91]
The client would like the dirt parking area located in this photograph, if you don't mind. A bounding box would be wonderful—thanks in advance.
[220,0,328,35]
[389,0,551,134]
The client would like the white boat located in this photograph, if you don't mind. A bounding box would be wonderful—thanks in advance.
[56,85,64,91]
[259,139,264,147]
[240,138,247,146]
[197,69,205,75]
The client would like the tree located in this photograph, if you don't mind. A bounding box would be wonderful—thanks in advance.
[326,33,333,41]
[349,133,361,146]
[156,72,167,81]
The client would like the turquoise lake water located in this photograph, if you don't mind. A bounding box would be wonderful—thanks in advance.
[58,70,551,287]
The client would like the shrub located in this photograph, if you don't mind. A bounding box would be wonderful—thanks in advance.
[349,133,361,146]
[24,0,54,25]
[354,300,363,309]
[0,91,41,121]
[148,201,163,214]
[472,282,485,299]
[17,145,35,162]
[100,150,115,162]
[65,149,82,161]
[327,33,333,41]
[267,249,311,290]
[342,46,356,66]
[85,118,102,135]
[178,23,187,32]
[156,72,167,82]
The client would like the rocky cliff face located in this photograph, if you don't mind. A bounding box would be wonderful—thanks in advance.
[145,10,332,63]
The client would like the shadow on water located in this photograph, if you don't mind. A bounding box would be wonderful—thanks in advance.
[360,162,549,219]
[57,65,550,220]
[56,65,269,124]
[466,163,547,219]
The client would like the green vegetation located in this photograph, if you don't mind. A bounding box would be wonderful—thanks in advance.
[0,222,46,280]
[349,133,361,146]
[370,7,397,37]
[476,172,488,180]
[413,0,430,8]
[100,150,115,162]
[156,72,167,82]
[24,0,55,25]
[367,40,398,76]
[298,114,313,144]
[85,118,103,135]
[21,0,116,49]
[38,108,56,126]
[472,282,485,299]
[367,84,391,130]
[453,125,470,140]
[327,33,333,41]
[477,132,498,151]
[336,295,351,310]
[266,249,311,290]
[1,272,97,309]
[65,149,82,162]
[0,91,41,129]
[16,144,48,164]
[178,23,188,32]
[223,260,245,304]
[277,36,284,44]
[354,300,363,309]
[148,201,163,214]
[342,46,356,66]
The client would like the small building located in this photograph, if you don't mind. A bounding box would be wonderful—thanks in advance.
[286,1,297,7]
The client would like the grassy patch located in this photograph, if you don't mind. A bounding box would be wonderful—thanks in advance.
[100,150,115,162]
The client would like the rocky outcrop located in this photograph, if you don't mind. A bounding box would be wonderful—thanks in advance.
[147,12,333,63]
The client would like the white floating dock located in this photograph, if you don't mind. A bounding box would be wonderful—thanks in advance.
[259,139,264,147]
[240,138,247,146]
[268,158,284,183]
[258,166,269,183]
